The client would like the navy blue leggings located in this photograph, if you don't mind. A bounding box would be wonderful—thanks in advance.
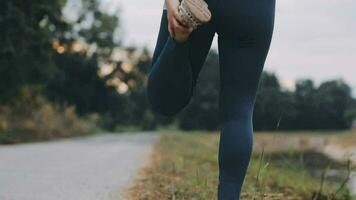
[147,0,275,199]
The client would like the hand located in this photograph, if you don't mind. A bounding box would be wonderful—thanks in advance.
[166,0,193,42]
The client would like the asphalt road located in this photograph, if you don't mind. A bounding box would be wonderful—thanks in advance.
[0,132,158,200]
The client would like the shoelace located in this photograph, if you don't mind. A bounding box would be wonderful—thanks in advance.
[178,0,201,29]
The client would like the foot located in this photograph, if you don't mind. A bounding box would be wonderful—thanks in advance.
[179,0,212,29]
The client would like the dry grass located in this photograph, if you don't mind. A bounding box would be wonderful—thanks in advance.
[253,130,356,151]
[127,130,354,200]
[0,93,98,144]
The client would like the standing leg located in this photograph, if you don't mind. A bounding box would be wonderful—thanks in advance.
[147,8,216,116]
[216,0,276,199]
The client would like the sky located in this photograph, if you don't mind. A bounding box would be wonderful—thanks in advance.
[99,0,356,95]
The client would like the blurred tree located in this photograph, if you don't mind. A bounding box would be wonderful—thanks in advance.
[293,79,318,129]
[315,80,353,129]
[102,47,159,130]
[2,0,354,132]
[0,0,67,102]
[253,72,295,130]
[46,0,162,130]
[66,0,120,57]
[344,99,356,128]
[46,51,122,115]
[178,50,220,130]
[174,51,355,131]
[46,0,122,119]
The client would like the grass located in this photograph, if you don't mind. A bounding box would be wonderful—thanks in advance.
[128,130,355,200]
[0,92,100,144]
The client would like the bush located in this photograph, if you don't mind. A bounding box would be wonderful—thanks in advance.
[0,86,99,144]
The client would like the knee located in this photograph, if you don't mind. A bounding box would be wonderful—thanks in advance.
[220,117,254,151]
[147,91,189,116]
[219,131,253,164]
[146,73,192,117]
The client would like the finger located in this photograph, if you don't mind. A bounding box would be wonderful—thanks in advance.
[173,10,189,28]
[173,9,183,23]
[172,18,191,35]
[168,19,176,37]
[172,17,189,31]
[168,22,176,38]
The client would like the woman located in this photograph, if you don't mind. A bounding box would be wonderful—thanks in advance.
[147,0,275,199]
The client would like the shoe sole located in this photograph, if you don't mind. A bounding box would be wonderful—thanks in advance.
[179,0,211,29]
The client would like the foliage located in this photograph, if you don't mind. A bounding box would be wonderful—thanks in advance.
[97,47,160,130]
[47,51,118,115]
[177,50,220,130]
[176,51,355,130]
[254,72,295,130]
[0,0,67,102]
[0,86,98,144]
[0,0,354,134]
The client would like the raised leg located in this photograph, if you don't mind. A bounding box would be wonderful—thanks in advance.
[147,9,215,116]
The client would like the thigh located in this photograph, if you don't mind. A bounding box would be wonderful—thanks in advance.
[188,19,216,84]
[216,0,275,41]
[217,0,276,120]
[151,9,216,85]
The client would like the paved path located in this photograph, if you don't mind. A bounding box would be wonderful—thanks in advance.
[0,132,158,200]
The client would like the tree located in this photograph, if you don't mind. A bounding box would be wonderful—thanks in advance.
[46,52,121,115]
[178,50,220,130]
[102,47,159,130]
[0,0,67,102]
[253,72,295,130]
[293,79,318,129]
[47,0,121,116]
[315,80,353,129]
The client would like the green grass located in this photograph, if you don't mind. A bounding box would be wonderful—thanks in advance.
[128,130,354,200]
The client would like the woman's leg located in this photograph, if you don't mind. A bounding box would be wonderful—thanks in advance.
[216,0,276,199]
[147,9,216,116]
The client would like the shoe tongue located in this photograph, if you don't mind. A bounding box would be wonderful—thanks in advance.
[185,0,211,23]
